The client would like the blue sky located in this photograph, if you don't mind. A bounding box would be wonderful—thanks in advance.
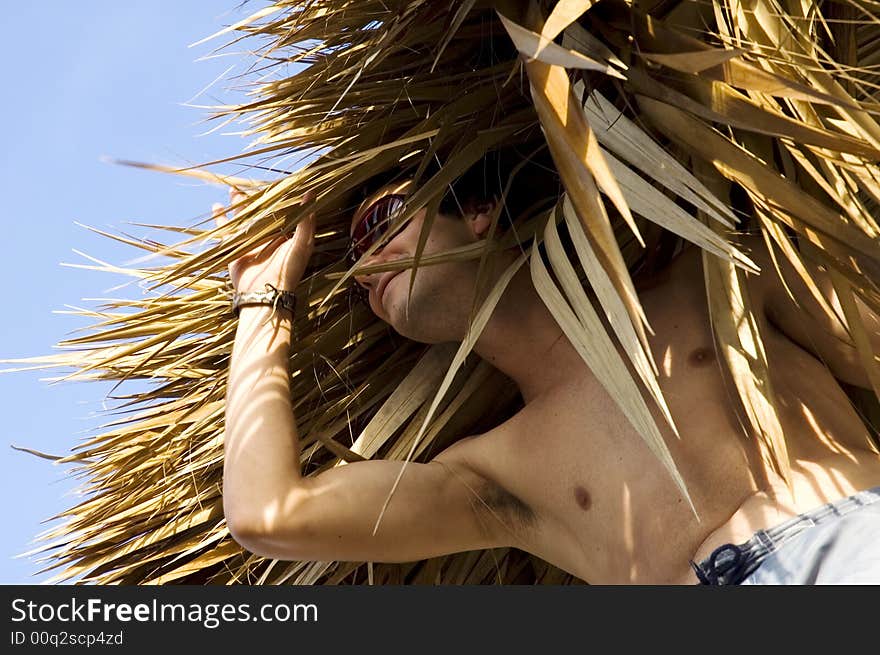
[0,1,269,583]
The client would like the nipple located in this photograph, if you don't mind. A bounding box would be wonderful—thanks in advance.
[687,346,715,367]
[574,485,592,511]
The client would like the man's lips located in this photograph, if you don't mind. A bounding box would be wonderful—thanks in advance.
[375,271,402,305]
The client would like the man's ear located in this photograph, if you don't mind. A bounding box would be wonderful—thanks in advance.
[468,197,499,239]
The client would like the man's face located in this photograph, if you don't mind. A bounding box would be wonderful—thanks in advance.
[349,179,501,344]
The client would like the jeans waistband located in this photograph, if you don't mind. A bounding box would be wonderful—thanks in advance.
[691,485,880,585]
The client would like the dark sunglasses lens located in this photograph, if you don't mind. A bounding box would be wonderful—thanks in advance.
[352,195,403,257]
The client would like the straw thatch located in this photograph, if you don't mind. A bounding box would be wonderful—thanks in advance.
[6,0,880,584]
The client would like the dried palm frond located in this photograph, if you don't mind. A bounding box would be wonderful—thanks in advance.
[6,0,880,584]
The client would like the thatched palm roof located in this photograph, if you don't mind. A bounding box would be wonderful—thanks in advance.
[7,0,880,584]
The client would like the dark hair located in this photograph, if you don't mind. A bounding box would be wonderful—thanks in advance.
[438,145,559,227]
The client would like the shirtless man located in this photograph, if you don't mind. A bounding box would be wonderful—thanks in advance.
[217,171,880,585]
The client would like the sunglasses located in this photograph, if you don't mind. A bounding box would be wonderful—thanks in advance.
[347,193,406,303]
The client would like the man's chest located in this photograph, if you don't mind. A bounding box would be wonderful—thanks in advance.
[457,262,771,580]
[461,365,758,582]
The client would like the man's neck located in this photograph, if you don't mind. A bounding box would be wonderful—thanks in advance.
[472,263,584,404]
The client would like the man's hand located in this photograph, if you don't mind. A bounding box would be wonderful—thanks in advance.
[212,188,317,294]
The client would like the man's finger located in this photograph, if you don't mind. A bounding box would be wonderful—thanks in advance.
[290,191,317,249]
[212,203,229,227]
[230,188,248,206]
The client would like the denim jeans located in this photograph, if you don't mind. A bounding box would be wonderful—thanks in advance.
[690,486,880,585]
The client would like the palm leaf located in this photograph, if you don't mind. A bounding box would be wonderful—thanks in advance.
[6,0,880,585]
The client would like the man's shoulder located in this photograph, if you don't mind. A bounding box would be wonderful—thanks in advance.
[431,401,539,474]
[431,416,541,536]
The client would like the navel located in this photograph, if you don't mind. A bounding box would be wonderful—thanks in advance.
[687,346,715,367]
[573,485,592,511]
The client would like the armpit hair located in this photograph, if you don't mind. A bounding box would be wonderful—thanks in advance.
[471,478,537,537]
[434,459,537,542]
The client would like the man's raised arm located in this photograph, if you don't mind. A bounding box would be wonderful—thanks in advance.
[217,190,513,564]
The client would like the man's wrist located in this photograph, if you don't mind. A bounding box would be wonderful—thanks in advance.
[232,284,296,317]
[237,304,293,319]
[236,305,295,337]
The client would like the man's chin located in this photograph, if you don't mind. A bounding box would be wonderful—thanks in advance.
[384,300,430,343]
[389,311,459,346]
[382,279,459,343]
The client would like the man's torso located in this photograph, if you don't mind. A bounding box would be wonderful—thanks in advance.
[437,235,880,584]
